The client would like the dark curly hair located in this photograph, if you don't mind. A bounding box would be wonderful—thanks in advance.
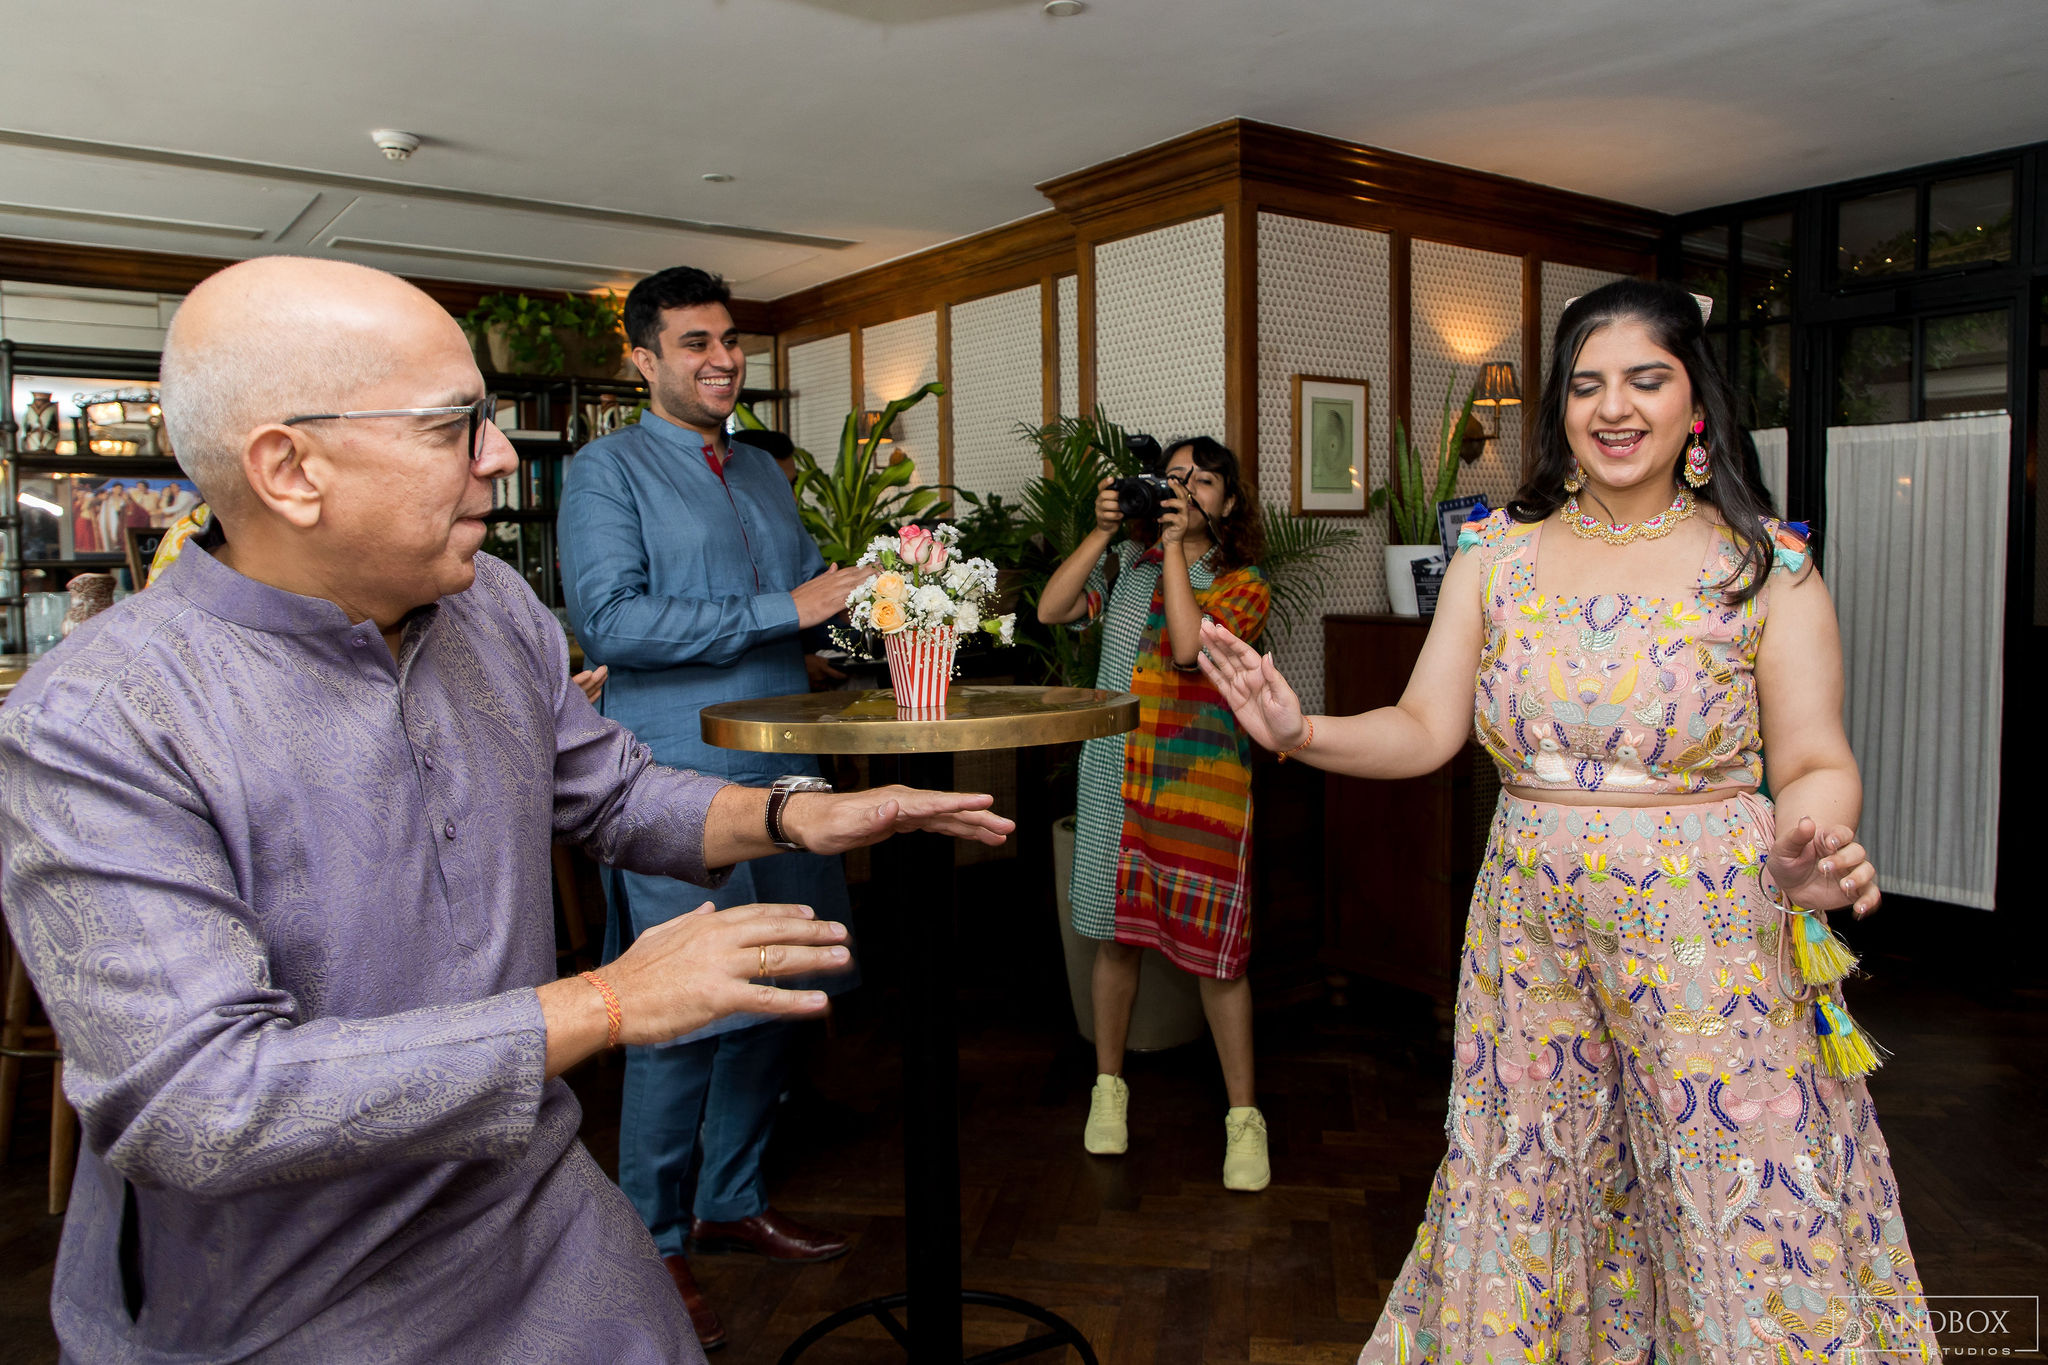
[1508,278,1779,603]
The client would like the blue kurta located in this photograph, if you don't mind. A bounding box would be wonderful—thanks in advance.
[558,415,854,1040]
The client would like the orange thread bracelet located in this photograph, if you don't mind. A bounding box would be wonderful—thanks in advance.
[580,970,622,1049]
[1277,716,1315,762]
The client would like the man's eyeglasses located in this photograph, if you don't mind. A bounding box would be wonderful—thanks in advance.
[282,395,498,462]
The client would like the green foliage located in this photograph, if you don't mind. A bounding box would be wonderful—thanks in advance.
[1388,371,1479,545]
[945,488,1033,566]
[766,384,947,566]
[1257,504,1364,644]
[463,290,625,375]
[1008,412,1149,689]
[556,290,624,340]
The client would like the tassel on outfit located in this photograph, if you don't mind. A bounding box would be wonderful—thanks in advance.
[1788,906,1858,985]
[1814,996,1884,1078]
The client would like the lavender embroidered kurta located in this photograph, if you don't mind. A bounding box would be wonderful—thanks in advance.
[0,544,730,1364]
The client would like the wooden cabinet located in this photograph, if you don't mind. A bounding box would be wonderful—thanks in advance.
[1321,614,1498,1009]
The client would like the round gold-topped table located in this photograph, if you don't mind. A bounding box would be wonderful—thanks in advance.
[700,683,1136,755]
[702,685,1135,1365]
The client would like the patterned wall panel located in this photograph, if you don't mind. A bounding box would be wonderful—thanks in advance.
[788,332,851,469]
[1540,263,1629,377]
[1058,274,1079,417]
[1094,215,1226,443]
[1256,213,1393,712]
[949,286,1044,503]
[1412,240,1524,512]
[862,312,940,487]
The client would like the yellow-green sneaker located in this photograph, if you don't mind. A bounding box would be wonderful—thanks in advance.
[1223,1106,1270,1191]
[1083,1074,1129,1155]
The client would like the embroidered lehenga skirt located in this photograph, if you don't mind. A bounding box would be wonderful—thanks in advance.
[1359,791,1942,1365]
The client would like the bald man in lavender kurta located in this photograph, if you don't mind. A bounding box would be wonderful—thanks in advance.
[0,257,1012,1364]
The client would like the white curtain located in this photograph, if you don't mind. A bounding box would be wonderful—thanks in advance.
[1824,416,2008,909]
[1750,427,1787,517]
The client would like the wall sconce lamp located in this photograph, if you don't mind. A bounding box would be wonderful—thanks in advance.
[858,410,900,445]
[858,410,908,466]
[1461,362,1521,461]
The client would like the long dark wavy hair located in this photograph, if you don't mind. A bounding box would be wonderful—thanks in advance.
[1507,278,1778,603]
[1130,436,1264,572]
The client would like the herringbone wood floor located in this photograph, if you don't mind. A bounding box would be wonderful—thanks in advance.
[0,890,2040,1363]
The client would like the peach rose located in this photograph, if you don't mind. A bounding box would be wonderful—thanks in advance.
[871,571,907,601]
[871,598,907,633]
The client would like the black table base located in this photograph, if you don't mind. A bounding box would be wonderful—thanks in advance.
[777,1290,1098,1364]
[776,753,1097,1365]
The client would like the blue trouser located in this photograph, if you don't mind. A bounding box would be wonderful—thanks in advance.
[601,851,851,1255]
[618,1019,797,1252]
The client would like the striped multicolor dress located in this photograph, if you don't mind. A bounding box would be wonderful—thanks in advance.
[1069,540,1269,979]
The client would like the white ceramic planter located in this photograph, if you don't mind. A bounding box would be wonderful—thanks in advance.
[1385,543,1444,616]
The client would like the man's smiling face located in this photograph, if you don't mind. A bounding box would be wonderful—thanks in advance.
[633,302,744,434]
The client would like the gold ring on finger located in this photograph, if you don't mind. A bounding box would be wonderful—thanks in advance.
[760,944,768,978]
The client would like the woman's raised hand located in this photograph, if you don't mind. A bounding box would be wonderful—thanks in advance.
[1767,816,1882,918]
[1094,476,1124,536]
[1196,618,1307,754]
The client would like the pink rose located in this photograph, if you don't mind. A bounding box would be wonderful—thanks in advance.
[897,524,946,572]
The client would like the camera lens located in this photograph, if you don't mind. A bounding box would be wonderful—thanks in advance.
[1112,474,1171,519]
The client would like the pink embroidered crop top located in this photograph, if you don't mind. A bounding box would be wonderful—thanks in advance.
[1457,507,1808,796]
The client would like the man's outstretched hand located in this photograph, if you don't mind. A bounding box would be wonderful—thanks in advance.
[785,785,1014,855]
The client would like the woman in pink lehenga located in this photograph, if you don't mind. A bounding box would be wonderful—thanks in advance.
[1199,279,1941,1364]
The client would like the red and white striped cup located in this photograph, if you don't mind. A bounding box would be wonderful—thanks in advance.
[882,625,958,715]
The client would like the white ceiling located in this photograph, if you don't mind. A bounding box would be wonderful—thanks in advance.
[1,0,2041,299]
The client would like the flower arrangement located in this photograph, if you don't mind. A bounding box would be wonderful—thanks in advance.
[836,523,1015,711]
[838,522,1015,649]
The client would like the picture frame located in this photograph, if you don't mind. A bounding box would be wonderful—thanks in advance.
[1289,375,1370,516]
[125,524,169,589]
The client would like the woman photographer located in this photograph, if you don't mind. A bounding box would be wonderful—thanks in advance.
[1037,437,1272,1191]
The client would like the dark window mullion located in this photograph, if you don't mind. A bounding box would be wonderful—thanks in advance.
[1910,318,1927,422]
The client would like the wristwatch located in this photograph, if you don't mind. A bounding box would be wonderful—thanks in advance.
[766,774,834,851]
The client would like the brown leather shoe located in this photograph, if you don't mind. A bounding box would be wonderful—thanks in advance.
[689,1209,852,1263]
[662,1253,727,1351]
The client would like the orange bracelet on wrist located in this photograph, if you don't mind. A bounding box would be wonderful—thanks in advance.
[580,970,622,1049]
[1277,716,1315,762]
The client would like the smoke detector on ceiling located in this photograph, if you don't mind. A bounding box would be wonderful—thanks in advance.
[1043,0,1085,14]
[370,129,421,162]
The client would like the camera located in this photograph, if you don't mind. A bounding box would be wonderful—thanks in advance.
[1111,432,1174,518]
[1112,472,1177,519]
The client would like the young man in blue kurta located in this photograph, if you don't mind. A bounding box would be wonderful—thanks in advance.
[557,267,872,1350]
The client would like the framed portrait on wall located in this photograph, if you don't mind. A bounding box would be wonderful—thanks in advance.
[1289,375,1370,515]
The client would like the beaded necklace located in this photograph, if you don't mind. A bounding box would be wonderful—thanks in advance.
[1562,488,1695,545]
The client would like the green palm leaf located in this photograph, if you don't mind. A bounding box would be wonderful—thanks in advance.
[1259,504,1364,644]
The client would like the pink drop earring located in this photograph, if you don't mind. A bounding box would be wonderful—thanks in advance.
[1683,419,1711,489]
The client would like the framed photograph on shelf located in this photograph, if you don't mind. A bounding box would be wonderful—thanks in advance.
[17,475,202,561]
[1289,375,1370,515]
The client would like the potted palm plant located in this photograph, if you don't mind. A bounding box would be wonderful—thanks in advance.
[1385,372,1480,614]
